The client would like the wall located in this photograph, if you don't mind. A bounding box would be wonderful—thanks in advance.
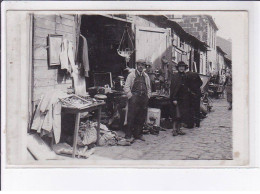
[217,51,225,73]
[132,15,162,28]
[32,14,76,106]
[171,15,218,75]
[175,15,208,43]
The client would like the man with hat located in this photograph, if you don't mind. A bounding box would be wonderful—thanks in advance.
[124,59,151,141]
[170,61,190,136]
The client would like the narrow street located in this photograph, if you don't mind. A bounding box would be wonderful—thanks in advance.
[89,98,232,160]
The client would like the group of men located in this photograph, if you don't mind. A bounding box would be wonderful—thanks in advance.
[124,59,203,142]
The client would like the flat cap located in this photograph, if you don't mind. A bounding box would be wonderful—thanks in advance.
[136,59,146,65]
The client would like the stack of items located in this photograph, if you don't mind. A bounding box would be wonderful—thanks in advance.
[77,121,97,146]
[61,94,103,109]
[52,143,94,159]
[142,123,166,135]
[78,121,131,147]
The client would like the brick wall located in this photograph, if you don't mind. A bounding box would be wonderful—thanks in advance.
[177,15,208,43]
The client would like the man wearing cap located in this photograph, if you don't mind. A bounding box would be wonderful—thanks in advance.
[124,59,151,141]
[170,61,190,136]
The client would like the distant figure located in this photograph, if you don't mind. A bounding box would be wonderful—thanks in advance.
[224,70,232,110]
[186,71,203,128]
[124,59,151,142]
[170,61,190,136]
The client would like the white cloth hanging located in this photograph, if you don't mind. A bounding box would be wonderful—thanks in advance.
[59,39,71,73]
[68,41,87,96]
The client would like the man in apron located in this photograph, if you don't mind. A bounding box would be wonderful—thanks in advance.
[124,59,151,142]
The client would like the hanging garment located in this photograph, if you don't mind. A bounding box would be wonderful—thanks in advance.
[78,34,90,77]
[31,90,68,144]
[59,39,71,73]
[68,41,87,96]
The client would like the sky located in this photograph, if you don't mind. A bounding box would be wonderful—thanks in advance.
[209,13,233,41]
[171,11,236,41]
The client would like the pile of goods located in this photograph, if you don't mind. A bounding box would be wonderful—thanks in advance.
[78,121,131,147]
[52,142,95,159]
[60,95,102,109]
[77,121,97,146]
[142,123,166,135]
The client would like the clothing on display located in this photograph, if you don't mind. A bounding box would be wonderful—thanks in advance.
[31,90,69,144]
[78,34,90,77]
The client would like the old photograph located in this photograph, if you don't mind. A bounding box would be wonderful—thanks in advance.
[4,10,248,167]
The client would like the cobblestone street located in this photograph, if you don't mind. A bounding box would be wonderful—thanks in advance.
[89,98,232,160]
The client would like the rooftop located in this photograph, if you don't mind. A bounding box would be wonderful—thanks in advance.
[217,36,232,60]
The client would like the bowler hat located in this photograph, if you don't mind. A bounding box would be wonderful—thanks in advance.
[176,61,188,68]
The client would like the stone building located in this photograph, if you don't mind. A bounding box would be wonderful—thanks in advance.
[168,15,219,75]
[216,46,226,83]
[166,19,208,76]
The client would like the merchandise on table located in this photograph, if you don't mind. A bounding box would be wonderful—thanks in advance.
[60,94,104,109]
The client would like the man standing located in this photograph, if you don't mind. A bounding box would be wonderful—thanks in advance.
[186,70,203,128]
[224,70,232,110]
[170,61,190,136]
[124,59,151,141]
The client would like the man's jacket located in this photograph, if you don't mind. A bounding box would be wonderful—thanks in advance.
[170,72,189,101]
[124,70,151,99]
[186,71,203,95]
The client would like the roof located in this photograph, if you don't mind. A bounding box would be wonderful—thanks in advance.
[217,36,232,60]
[216,46,227,55]
[205,15,219,31]
[224,56,232,66]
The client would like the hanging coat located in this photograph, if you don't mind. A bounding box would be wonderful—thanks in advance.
[68,41,87,96]
[60,39,71,73]
[78,34,90,77]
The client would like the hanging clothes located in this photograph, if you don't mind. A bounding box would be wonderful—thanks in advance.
[59,39,71,74]
[78,34,90,77]
[68,41,87,96]
[31,90,68,144]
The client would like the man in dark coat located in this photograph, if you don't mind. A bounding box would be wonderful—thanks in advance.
[186,71,203,128]
[170,61,190,136]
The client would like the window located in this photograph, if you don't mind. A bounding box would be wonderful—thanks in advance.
[172,33,178,47]
[180,39,184,49]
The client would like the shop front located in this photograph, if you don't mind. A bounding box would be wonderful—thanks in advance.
[28,14,174,159]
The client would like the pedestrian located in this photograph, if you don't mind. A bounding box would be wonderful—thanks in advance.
[224,70,232,110]
[170,61,190,136]
[186,70,203,128]
[124,59,151,141]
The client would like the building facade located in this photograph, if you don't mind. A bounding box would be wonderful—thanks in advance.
[216,46,226,83]
[169,15,219,76]
[167,19,208,75]
[30,14,210,116]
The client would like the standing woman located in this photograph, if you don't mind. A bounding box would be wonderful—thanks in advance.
[224,70,232,110]
[170,61,190,136]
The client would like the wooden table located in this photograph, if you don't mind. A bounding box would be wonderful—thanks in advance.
[62,102,105,158]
